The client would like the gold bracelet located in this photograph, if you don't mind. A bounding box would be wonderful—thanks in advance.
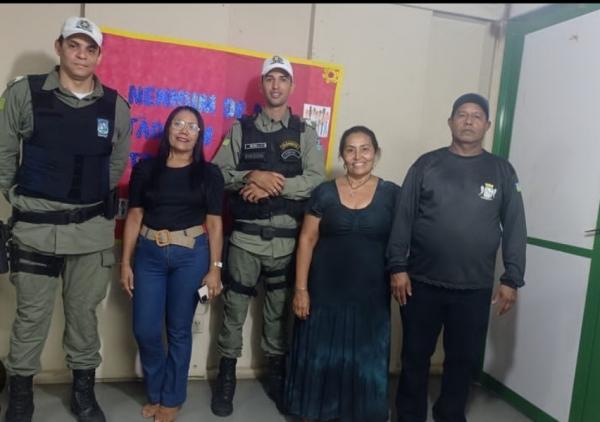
[295,287,307,291]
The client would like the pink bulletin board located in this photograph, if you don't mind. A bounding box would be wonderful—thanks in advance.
[95,28,343,239]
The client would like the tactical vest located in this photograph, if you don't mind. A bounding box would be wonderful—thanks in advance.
[230,114,307,220]
[16,74,116,204]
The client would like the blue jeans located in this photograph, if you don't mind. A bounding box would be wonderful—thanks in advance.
[132,234,209,407]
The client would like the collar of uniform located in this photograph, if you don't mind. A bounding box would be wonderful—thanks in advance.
[256,107,291,130]
[42,65,104,99]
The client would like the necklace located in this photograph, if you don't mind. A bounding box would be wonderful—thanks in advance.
[346,174,372,197]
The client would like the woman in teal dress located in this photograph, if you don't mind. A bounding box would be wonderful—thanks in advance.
[285,126,400,422]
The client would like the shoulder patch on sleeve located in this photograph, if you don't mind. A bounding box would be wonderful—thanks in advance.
[515,181,522,192]
[0,97,5,111]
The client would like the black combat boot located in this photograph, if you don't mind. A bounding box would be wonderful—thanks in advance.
[211,357,237,417]
[70,369,106,422]
[5,375,34,422]
[265,354,287,413]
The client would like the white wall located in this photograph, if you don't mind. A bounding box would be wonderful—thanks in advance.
[0,3,503,382]
[0,4,81,98]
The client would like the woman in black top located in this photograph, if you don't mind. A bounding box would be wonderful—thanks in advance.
[120,106,224,422]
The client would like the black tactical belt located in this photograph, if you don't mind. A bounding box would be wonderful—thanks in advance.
[13,203,105,225]
[233,222,298,240]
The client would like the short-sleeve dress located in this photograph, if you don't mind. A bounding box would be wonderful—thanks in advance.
[284,178,400,422]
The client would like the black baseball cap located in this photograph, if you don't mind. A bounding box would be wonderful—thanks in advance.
[451,93,489,119]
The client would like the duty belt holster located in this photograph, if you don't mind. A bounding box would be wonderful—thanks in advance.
[10,244,64,277]
[12,188,119,225]
[233,222,298,240]
[103,188,119,219]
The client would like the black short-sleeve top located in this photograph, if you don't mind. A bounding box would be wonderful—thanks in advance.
[128,158,224,231]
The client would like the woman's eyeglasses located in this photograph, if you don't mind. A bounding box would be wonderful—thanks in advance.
[172,119,201,133]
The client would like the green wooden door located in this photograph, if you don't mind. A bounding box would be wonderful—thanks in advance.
[481,5,600,422]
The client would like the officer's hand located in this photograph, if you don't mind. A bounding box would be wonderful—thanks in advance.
[293,289,310,320]
[245,170,285,195]
[492,284,517,316]
[120,264,134,299]
[240,183,270,203]
[202,269,223,299]
[391,272,412,306]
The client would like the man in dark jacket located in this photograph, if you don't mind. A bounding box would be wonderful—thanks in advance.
[387,93,527,422]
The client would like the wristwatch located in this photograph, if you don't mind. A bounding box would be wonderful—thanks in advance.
[212,261,223,268]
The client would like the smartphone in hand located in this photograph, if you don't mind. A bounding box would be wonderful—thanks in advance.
[198,285,209,304]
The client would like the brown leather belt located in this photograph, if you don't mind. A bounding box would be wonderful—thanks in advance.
[140,225,205,249]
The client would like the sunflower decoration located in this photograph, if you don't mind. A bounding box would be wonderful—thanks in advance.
[322,68,340,84]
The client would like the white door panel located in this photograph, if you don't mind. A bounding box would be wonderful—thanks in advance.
[485,245,590,422]
[508,9,600,250]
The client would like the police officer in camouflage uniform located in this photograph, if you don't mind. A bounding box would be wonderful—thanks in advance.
[211,55,325,416]
[0,16,131,422]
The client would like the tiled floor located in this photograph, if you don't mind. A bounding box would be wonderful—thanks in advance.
[0,376,532,421]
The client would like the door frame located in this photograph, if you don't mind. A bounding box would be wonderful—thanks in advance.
[482,4,600,422]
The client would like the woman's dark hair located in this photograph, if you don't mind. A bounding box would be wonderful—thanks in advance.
[149,106,206,191]
[338,125,380,157]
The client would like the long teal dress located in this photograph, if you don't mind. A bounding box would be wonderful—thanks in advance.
[285,178,400,422]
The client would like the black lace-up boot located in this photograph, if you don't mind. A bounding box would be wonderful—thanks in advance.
[265,354,287,413]
[211,357,237,416]
[70,369,106,422]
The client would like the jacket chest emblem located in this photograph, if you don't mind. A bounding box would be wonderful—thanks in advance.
[479,182,497,201]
